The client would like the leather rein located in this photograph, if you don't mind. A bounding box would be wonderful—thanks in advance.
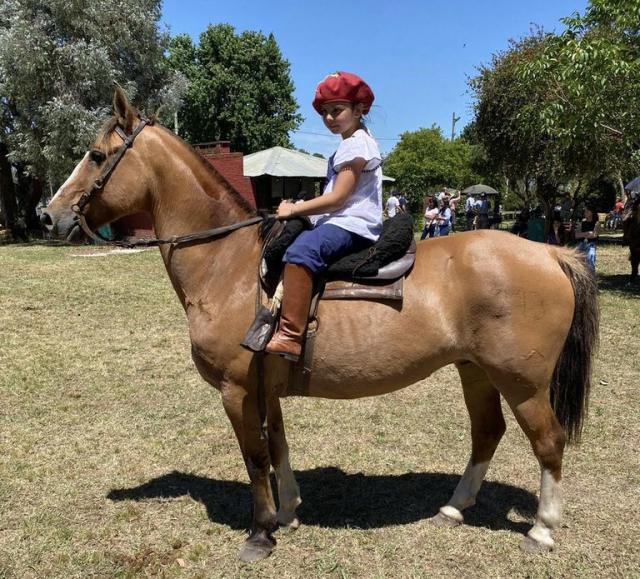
[70,116,263,249]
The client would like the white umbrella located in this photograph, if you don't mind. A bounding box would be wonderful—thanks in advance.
[462,184,498,195]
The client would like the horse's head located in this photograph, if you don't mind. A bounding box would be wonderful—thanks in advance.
[41,86,153,242]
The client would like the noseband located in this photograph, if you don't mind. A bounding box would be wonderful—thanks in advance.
[70,116,263,248]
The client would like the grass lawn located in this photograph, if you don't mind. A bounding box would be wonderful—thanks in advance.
[0,241,639,578]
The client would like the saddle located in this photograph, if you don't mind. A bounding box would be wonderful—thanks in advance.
[260,212,416,301]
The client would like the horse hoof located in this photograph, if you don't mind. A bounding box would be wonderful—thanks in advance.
[520,535,554,554]
[277,515,300,533]
[429,511,462,528]
[237,536,275,563]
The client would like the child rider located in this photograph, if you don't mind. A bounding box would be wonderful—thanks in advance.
[265,71,383,361]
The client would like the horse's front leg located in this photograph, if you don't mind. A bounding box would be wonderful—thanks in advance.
[266,393,302,529]
[221,381,277,562]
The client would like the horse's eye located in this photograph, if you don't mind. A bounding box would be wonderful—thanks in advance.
[89,150,106,164]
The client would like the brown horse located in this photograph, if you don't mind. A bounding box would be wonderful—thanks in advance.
[622,199,640,282]
[41,88,599,561]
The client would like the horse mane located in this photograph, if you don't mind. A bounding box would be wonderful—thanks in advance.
[96,115,256,216]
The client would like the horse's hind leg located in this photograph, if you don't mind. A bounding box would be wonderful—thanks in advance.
[432,361,506,526]
[500,387,565,553]
[630,249,639,282]
[266,394,302,530]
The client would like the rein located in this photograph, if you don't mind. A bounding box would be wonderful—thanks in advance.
[70,116,263,249]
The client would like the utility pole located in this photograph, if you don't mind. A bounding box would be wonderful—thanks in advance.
[174,111,179,135]
[451,112,461,140]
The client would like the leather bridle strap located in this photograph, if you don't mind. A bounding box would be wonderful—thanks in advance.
[69,115,265,248]
[72,118,151,216]
[75,213,265,249]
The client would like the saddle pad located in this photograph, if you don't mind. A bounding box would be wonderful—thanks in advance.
[321,277,403,301]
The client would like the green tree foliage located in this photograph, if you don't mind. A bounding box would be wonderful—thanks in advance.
[519,0,640,183]
[469,32,575,203]
[167,25,302,153]
[472,0,640,212]
[383,126,480,209]
[0,0,184,231]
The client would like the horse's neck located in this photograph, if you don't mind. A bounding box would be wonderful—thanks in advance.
[147,131,259,304]
[149,133,251,238]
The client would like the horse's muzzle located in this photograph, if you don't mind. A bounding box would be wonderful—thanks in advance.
[40,208,82,242]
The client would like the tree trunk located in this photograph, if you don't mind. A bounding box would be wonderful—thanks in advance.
[15,168,45,232]
[24,177,44,231]
[616,172,626,203]
[0,143,18,232]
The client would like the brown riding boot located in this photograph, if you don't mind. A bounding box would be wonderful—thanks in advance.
[265,264,314,362]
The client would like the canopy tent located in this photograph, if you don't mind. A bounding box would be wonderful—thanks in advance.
[244,147,327,178]
[462,184,499,195]
[625,176,640,193]
[243,146,395,181]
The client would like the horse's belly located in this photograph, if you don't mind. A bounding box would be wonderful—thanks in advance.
[297,300,455,399]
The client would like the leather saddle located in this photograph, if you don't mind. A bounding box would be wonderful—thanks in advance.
[260,214,416,301]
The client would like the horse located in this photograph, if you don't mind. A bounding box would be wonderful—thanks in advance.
[41,87,598,562]
[622,199,640,282]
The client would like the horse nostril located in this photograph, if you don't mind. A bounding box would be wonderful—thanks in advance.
[40,211,53,230]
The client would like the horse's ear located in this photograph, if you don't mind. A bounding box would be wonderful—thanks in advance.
[112,83,135,133]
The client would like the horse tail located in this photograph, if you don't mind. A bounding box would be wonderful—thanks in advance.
[551,248,599,443]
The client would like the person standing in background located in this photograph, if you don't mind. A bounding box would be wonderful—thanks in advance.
[421,196,439,239]
[465,194,477,230]
[398,192,408,213]
[448,189,461,231]
[385,190,400,218]
[436,196,452,237]
[575,205,599,272]
[476,193,490,229]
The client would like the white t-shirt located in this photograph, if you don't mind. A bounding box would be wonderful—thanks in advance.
[386,195,400,217]
[314,129,383,241]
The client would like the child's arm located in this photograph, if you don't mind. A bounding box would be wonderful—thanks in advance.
[276,158,367,219]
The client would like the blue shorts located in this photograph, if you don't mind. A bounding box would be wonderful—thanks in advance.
[284,223,372,274]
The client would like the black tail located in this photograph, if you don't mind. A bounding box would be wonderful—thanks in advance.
[551,249,600,443]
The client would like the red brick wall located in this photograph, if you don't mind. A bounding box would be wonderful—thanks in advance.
[197,142,255,209]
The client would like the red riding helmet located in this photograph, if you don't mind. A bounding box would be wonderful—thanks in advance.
[312,71,375,115]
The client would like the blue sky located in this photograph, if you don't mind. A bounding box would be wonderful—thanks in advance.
[161,0,589,157]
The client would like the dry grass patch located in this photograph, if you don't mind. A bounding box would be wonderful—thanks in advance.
[1,242,639,577]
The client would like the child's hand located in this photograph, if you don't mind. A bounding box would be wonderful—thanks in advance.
[276,201,296,220]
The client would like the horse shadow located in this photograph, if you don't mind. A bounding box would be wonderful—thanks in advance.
[107,467,536,535]
[598,273,640,297]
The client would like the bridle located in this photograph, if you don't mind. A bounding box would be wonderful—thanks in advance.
[70,116,263,248]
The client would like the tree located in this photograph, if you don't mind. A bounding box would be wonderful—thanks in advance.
[470,32,570,205]
[167,25,302,153]
[383,126,481,210]
[518,0,640,197]
[0,0,184,233]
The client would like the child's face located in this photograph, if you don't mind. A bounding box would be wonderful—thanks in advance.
[320,101,362,137]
